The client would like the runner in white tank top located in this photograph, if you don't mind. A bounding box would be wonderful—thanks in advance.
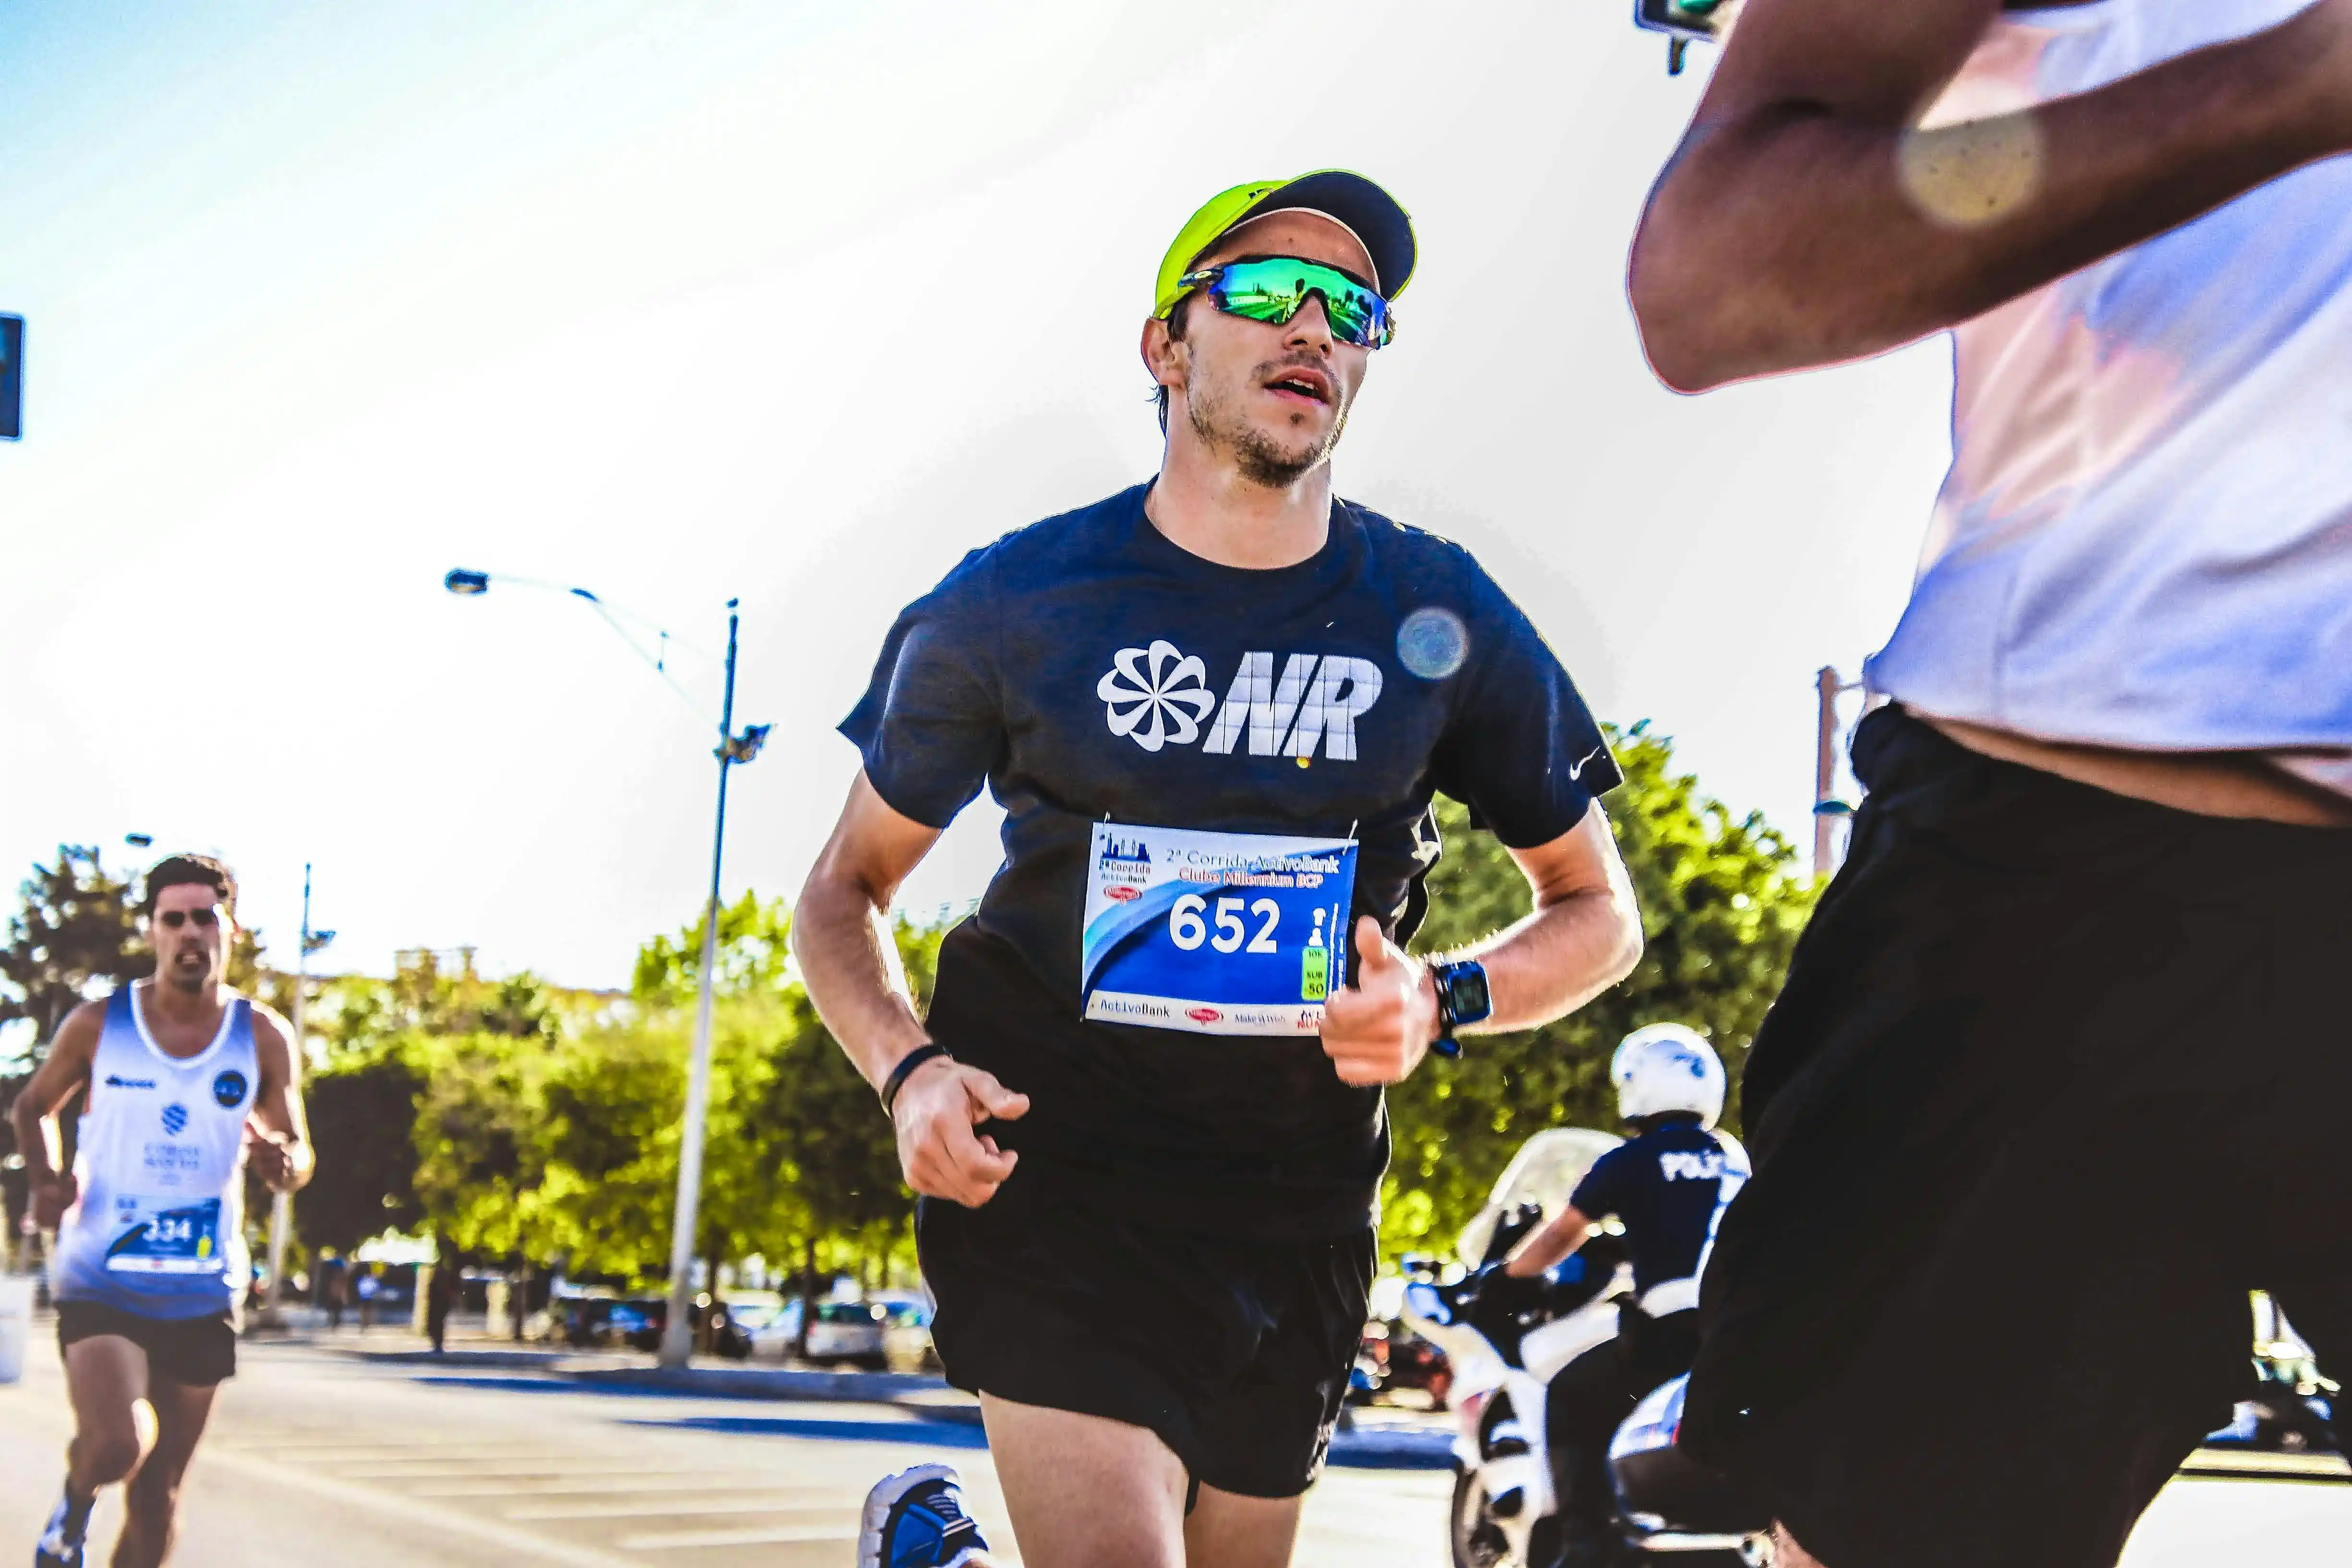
[49,986,259,1320]
[1628,2,2352,1564]
[11,855,312,1568]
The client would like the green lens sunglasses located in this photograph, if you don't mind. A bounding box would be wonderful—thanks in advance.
[1175,256,1395,349]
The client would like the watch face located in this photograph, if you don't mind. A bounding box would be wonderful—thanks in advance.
[1445,964,1491,1024]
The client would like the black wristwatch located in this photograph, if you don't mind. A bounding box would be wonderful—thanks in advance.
[1429,959,1491,1059]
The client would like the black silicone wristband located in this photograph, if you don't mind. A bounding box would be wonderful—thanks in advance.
[880,1044,953,1117]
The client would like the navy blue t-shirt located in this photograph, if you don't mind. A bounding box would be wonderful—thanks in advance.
[1569,1118,1741,1293]
[841,482,1620,1237]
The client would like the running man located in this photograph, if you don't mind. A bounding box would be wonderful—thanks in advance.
[1629,3,2352,1565]
[12,854,313,1568]
[799,171,1646,1568]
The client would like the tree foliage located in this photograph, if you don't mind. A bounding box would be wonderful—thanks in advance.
[1385,722,1816,1256]
[0,849,143,1056]
[295,1045,426,1254]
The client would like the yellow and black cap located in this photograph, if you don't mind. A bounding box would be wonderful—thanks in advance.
[1152,170,1417,319]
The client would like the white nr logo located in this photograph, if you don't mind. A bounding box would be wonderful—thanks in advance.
[1097,640,1382,759]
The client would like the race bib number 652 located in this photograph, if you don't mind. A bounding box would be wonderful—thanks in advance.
[1081,822,1358,1035]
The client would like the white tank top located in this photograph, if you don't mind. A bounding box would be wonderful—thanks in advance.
[52,985,257,1319]
[1863,0,2352,792]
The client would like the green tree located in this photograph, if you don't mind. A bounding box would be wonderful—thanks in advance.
[738,916,943,1344]
[319,949,555,1057]
[410,1032,553,1262]
[0,848,143,1059]
[296,1045,426,1254]
[533,1019,691,1276]
[1385,722,1816,1257]
[632,892,793,1009]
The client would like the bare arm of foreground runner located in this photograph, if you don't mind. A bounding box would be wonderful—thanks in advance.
[9,1002,103,1227]
[1632,0,2352,389]
[242,1006,315,1192]
[1319,798,1642,1087]
[797,770,1031,1209]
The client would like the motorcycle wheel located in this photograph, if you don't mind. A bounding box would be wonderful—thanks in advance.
[1449,1469,1516,1568]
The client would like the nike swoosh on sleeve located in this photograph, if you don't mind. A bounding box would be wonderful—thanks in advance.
[1567,744,1605,781]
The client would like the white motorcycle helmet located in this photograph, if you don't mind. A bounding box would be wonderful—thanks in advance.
[1611,1022,1727,1130]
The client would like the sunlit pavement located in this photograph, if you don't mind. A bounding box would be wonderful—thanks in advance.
[0,1335,2341,1567]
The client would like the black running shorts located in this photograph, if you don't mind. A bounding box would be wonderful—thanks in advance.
[916,1182,1374,1498]
[57,1300,238,1387]
[1683,707,2352,1568]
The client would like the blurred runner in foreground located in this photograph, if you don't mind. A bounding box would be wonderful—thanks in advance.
[799,171,1646,1568]
[1630,3,2352,1565]
[12,855,313,1568]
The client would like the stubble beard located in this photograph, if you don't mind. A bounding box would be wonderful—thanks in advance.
[168,950,210,996]
[1187,369,1347,490]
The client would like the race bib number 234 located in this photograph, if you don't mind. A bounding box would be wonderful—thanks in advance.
[1081,822,1358,1036]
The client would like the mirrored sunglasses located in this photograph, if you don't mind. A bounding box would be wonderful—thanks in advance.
[1176,256,1395,349]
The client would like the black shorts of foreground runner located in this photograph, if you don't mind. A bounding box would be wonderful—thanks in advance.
[917,1180,1373,1499]
[56,1301,237,1388]
[1682,706,2352,1568]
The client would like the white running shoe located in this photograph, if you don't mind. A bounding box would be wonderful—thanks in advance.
[858,1463,991,1568]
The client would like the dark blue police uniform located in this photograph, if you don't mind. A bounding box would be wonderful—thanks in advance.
[1545,1114,1743,1550]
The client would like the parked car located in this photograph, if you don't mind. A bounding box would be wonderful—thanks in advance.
[882,1297,938,1374]
[1348,1316,1453,1409]
[804,1295,933,1368]
[533,1293,752,1358]
[733,1298,806,1361]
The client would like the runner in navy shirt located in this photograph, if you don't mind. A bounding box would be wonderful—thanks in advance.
[838,480,1619,1239]
[800,172,1645,1568]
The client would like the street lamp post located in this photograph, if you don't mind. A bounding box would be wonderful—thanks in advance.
[443,571,767,1369]
[1812,666,1866,878]
[261,865,333,1325]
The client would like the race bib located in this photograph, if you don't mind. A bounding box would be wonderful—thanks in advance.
[102,1195,226,1276]
[1082,822,1358,1035]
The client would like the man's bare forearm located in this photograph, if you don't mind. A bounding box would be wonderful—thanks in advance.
[1444,885,1643,1035]
[795,871,934,1090]
[1634,3,2352,389]
[8,1101,57,1184]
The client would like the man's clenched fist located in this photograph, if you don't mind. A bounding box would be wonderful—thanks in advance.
[244,1124,302,1192]
[30,1171,77,1230]
[891,1054,1032,1208]
[1320,915,1441,1086]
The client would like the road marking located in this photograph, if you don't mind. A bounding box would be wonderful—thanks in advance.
[196,1442,648,1568]
[504,1494,846,1520]
[412,1474,802,1498]
[618,1523,857,1550]
[335,1460,759,1481]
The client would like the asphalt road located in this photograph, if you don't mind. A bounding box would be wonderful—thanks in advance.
[0,1335,2346,1567]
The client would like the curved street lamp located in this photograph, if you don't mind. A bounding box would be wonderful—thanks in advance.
[444,569,767,1368]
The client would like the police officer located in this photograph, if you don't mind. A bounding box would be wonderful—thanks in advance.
[1500,1025,1746,1568]
[798,171,1647,1568]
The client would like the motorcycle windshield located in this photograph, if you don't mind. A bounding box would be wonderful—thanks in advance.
[1456,1127,1623,1268]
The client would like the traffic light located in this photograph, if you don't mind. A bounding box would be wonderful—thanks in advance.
[0,316,20,441]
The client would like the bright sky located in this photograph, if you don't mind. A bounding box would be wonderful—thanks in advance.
[0,1,1950,996]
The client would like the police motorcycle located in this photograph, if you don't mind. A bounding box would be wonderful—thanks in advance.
[1406,1031,1772,1568]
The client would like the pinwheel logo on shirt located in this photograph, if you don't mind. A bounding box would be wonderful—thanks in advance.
[1097,640,1215,752]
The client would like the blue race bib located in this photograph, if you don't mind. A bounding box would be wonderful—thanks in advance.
[102,1196,226,1276]
[1082,823,1358,1035]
